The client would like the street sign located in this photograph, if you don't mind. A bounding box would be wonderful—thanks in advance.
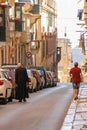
[26,51,32,58]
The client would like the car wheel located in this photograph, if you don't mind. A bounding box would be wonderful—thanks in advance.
[3,89,8,104]
[8,89,13,102]
[3,98,7,104]
[8,96,13,102]
[34,88,37,92]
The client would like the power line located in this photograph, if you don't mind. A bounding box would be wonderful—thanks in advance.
[77,0,82,3]
[58,17,78,20]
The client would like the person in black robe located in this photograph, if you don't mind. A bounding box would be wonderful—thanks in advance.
[15,63,29,102]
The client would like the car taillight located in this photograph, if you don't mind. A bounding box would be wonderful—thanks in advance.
[47,75,50,79]
[34,76,38,80]
[0,81,4,85]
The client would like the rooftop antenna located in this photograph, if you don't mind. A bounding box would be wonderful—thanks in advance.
[64,27,67,37]
[77,0,82,3]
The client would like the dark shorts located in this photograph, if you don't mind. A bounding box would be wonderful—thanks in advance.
[72,82,80,89]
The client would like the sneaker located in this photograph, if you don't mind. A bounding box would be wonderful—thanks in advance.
[23,99,26,102]
[19,100,22,102]
[74,96,78,100]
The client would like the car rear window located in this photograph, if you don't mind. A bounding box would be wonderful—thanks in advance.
[37,69,45,76]
[2,71,11,80]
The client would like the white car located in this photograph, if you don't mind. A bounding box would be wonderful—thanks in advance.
[0,69,13,104]
[27,69,37,93]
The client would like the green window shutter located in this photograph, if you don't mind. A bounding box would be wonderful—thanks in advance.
[30,4,39,14]
[0,6,6,41]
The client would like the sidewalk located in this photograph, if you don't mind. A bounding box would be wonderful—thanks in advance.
[61,83,87,130]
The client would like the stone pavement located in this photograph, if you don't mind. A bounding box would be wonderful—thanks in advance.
[61,83,87,130]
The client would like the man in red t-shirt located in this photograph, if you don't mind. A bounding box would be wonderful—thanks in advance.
[69,62,83,100]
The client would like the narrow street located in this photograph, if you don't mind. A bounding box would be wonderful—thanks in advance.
[0,0,85,130]
[0,83,73,130]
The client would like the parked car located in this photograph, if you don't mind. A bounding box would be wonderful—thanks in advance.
[31,69,42,91]
[29,66,47,88]
[47,71,58,86]
[52,72,58,86]
[0,69,13,104]
[1,64,16,87]
[46,71,52,87]
[46,71,54,87]
[27,69,37,93]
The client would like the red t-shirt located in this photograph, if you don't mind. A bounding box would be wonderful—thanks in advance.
[69,67,81,83]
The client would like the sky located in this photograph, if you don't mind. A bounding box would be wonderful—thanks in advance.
[56,0,84,48]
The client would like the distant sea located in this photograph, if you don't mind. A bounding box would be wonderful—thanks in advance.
[72,47,84,65]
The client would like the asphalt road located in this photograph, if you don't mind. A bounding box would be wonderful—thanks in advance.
[0,83,73,130]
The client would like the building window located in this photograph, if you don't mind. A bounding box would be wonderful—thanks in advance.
[15,3,24,32]
[34,0,39,4]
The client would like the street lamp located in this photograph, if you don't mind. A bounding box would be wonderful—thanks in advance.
[56,47,61,63]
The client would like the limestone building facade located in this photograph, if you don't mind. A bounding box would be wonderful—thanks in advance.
[0,0,57,73]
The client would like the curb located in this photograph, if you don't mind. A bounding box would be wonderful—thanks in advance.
[61,83,87,130]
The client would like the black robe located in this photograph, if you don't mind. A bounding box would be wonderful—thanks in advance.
[15,67,29,100]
